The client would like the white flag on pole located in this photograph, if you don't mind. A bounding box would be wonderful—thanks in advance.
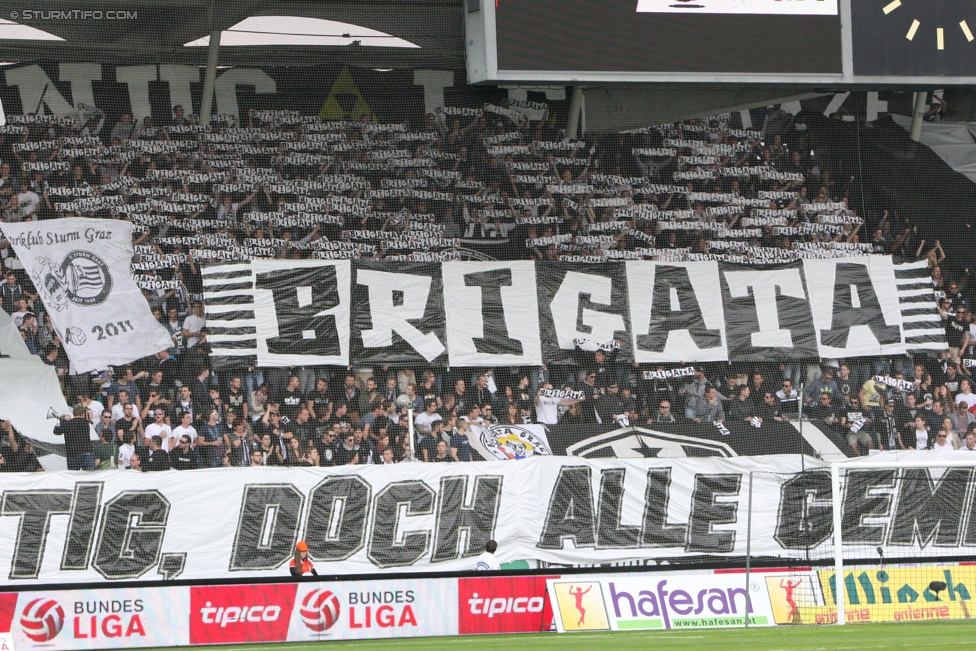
[1,218,174,373]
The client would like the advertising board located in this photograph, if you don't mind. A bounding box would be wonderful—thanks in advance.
[547,572,776,632]
[188,579,458,644]
[2,587,187,650]
[458,575,554,634]
[779,565,976,625]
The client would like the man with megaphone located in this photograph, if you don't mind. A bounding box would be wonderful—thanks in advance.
[53,403,96,471]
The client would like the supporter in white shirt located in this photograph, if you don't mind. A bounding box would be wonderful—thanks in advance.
[117,432,135,469]
[111,389,134,421]
[959,430,976,453]
[472,540,500,571]
[144,409,175,450]
[534,383,583,425]
[9,298,28,327]
[955,379,976,411]
[172,412,198,446]
[78,394,104,423]
[17,190,40,216]
[912,416,930,450]
[414,400,442,433]
[461,405,485,428]
[182,301,206,349]
[932,429,954,453]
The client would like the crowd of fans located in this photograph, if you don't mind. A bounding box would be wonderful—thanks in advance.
[0,100,970,471]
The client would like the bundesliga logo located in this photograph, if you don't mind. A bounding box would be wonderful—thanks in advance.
[20,598,65,642]
[300,589,341,633]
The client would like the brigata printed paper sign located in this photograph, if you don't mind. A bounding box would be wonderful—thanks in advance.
[635,0,838,15]
[786,565,976,625]
[286,580,458,641]
[9,587,187,650]
[547,573,774,632]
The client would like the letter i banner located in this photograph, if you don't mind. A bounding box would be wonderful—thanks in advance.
[0,219,174,373]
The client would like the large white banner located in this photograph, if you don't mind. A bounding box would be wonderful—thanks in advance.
[803,256,905,358]
[635,0,838,15]
[627,261,728,363]
[0,308,70,454]
[0,219,173,373]
[205,257,941,367]
[443,261,543,367]
[4,455,971,585]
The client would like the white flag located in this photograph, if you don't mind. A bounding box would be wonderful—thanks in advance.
[1,218,174,373]
[473,423,554,460]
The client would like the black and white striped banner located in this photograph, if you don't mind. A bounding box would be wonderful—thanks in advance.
[203,256,934,367]
[894,260,949,352]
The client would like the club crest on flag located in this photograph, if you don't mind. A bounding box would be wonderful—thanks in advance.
[480,424,553,460]
[33,249,113,310]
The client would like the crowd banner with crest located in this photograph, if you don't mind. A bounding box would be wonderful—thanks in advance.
[0,219,175,373]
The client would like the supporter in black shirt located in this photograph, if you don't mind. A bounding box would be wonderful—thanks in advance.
[896,393,924,435]
[0,422,42,472]
[333,432,359,465]
[325,403,352,431]
[875,401,905,450]
[642,369,680,415]
[835,364,855,403]
[170,435,200,470]
[946,306,970,363]
[943,364,962,395]
[726,385,759,424]
[580,348,618,389]
[286,407,315,444]
[649,399,678,424]
[224,375,248,420]
[315,428,339,467]
[54,404,95,470]
[757,392,787,423]
[808,391,844,436]
[307,378,333,421]
[438,394,458,421]
[450,379,468,415]
[275,374,305,421]
[144,436,170,471]
[419,371,439,406]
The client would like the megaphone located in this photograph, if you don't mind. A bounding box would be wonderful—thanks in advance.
[46,407,65,420]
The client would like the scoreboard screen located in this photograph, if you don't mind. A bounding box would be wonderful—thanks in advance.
[466,0,976,84]
[495,0,841,76]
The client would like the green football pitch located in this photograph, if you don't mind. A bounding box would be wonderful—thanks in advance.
[150,621,976,651]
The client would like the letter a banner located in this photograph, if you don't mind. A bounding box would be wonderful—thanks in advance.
[1,218,173,373]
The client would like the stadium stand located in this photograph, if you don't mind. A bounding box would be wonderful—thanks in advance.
[0,94,967,472]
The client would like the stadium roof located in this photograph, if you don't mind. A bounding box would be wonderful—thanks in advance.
[0,0,465,69]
